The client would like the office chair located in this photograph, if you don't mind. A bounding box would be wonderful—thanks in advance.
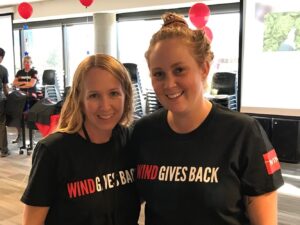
[42,69,56,85]
[41,69,61,103]
[123,63,144,119]
[211,72,237,95]
[123,63,138,82]
[44,85,62,103]
[145,89,162,115]
[210,72,237,110]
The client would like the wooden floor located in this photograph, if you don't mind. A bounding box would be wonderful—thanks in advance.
[0,127,299,225]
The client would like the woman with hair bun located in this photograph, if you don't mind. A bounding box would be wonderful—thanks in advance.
[132,12,283,225]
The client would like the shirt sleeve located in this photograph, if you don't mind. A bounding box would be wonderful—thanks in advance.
[16,69,22,78]
[21,142,58,206]
[2,68,8,84]
[30,69,38,80]
[240,119,284,196]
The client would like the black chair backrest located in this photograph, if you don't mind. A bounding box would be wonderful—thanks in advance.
[211,72,236,95]
[42,69,56,85]
[123,63,138,82]
[27,98,56,125]
[5,90,27,127]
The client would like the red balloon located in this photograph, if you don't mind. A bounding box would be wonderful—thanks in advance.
[202,26,213,42]
[79,0,94,8]
[18,2,33,20]
[189,3,210,29]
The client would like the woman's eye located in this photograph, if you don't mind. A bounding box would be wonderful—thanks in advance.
[152,71,164,80]
[110,91,121,97]
[89,93,98,98]
[174,67,184,75]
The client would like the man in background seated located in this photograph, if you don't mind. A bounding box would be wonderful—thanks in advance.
[0,48,10,157]
[12,55,38,144]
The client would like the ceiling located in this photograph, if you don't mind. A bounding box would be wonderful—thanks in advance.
[0,0,237,9]
[0,0,48,8]
[1,0,238,21]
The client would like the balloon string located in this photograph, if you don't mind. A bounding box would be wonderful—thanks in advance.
[86,7,89,55]
[24,22,29,56]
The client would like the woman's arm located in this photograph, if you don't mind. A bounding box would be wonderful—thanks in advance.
[246,191,278,225]
[12,70,37,89]
[12,77,37,89]
[3,83,9,97]
[20,77,37,88]
[12,76,21,88]
[22,205,49,225]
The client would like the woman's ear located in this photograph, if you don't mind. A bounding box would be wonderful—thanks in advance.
[201,61,210,79]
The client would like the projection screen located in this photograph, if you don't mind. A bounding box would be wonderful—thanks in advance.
[240,0,300,117]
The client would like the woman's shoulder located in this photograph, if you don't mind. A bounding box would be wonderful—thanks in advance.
[113,125,132,146]
[213,103,255,125]
[134,108,166,127]
[38,132,76,149]
[16,69,24,75]
[33,132,83,160]
[29,68,38,76]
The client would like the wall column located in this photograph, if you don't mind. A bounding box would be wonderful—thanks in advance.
[93,13,117,57]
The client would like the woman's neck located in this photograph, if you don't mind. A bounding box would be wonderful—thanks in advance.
[167,99,212,134]
[80,123,112,144]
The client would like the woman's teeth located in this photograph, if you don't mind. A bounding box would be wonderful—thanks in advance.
[167,92,183,99]
[97,114,112,119]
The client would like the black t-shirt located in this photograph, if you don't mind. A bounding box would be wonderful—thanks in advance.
[16,68,38,93]
[21,125,140,225]
[132,103,284,225]
[0,64,8,98]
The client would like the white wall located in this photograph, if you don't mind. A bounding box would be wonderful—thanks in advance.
[1,0,238,22]
[12,0,195,22]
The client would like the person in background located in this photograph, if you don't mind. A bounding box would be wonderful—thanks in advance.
[0,48,10,157]
[132,12,284,225]
[12,55,38,144]
[21,54,140,225]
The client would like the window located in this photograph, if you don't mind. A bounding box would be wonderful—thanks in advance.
[118,20,161,90]
[13,18,94,90]
[13,29,21,75]
[117,10,240,93]
[203,13,240,90]
[64,23,94,87]
[22,26,64,89]
[0,14,14,83]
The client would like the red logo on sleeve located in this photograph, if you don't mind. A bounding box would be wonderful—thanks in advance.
[263,149,281,175]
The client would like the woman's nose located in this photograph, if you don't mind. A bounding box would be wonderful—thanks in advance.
[163,75,176,89]
[99,96,111,110]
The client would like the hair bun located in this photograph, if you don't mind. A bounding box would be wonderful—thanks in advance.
[162,12,188,27]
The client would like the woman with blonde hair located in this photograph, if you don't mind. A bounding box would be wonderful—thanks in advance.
[21,54,140,225]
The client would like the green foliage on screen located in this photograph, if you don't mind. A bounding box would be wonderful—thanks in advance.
[263,12,300,51]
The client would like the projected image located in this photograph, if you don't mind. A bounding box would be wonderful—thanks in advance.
[262,11,300,52]
[241,0,300,117]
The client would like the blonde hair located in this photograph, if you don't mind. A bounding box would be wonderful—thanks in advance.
[56,54,133,133]
[23,55,32,64]
[145,12,214,69]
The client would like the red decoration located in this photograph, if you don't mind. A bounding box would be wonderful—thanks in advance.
[79,0,94,8]
[35,114,60,137]
[189,3,210,29]
[202,26,213,42]
[18,2,33,20]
